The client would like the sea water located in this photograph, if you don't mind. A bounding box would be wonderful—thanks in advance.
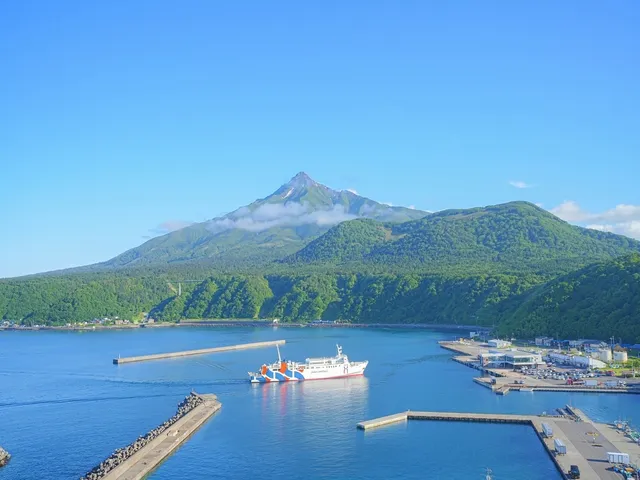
[0,327,637,479]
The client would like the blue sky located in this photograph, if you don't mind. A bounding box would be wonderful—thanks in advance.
[1,1,639,278]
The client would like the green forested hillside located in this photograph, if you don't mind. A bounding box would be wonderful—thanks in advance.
[2,264,639,342]
[3,198,640,343]
[0,274,169,325]
[0,271,537,327]
[284,219,390,264]
[494,254,640,342]
[285,202,640,275]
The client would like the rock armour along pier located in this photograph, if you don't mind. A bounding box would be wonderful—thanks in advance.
[81,393,220,480]
[112,340,286,364]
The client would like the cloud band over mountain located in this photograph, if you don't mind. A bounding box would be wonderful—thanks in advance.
[206,202,358,233]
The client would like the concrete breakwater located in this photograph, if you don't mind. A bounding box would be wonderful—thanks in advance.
[358,407,640,479]
[80,393,217,480]
[113,340,286,364]
[0,447,10,467]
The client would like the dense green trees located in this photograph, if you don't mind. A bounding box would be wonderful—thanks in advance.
[0,274,169,325]
[286,202,640,276]
[147,273,538,325]
[2,202,639,342]
[1,263,638,342]
[494,254,640,343]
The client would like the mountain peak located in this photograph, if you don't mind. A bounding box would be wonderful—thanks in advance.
[286,171,318,189]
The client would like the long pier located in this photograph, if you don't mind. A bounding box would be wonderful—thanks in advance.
[358,407,640,479]
[113,340,286,364]
[357,411,532,430]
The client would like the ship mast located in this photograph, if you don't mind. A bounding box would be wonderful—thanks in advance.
[276,344,282,363]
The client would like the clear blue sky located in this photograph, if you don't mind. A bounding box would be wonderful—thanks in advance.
[1,1,639,278]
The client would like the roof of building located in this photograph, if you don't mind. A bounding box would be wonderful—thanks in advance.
[504,350,542,357]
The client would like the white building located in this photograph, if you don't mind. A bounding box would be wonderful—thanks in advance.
[613,350,628,363]
[488,339,512,349]
[548,351,606,369]
[479,350,544,369]
[592,348,612,363]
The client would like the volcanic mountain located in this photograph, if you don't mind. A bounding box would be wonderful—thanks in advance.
[99,172,428,270]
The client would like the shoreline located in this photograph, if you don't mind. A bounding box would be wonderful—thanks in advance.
[1,322,488,332]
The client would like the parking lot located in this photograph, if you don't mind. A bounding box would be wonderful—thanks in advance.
[518,364,640,388]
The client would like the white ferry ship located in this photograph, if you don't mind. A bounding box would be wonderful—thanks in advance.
[249,344,368,383]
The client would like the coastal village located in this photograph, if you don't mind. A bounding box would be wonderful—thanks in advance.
[0,315,157,330]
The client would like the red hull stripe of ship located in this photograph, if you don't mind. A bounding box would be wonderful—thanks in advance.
[260,372,364,382]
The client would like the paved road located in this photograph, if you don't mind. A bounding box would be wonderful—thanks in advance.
[555,421,621,480]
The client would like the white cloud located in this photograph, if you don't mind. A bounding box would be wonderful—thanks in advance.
[382,202,394,206]
[345,188,358,195]
[408,205,416,210]
[535,202,544,208]
[150,220,194,235]
[207,202,358,233]
[509,180,533,189]
[550,201,590,222]
[550,201,640,239]
[585,224,615,232]
[586,221,640,238]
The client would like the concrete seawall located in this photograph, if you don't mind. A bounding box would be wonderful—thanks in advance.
[357,411,532,430]
[358,407,640,479]
[113,340,286,364]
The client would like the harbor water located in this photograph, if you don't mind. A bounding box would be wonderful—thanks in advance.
[0,327,637,480]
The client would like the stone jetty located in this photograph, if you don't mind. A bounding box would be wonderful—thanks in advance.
[80,393,207,480]
[0,446,10,467]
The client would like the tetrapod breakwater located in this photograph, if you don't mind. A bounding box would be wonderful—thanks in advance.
[81,392,221,480]
[0,447,10,468]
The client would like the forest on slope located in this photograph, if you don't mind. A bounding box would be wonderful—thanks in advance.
[2,201,639,342]
[2,258,639,342]
[284,202,640,275]
[493,253,640,342]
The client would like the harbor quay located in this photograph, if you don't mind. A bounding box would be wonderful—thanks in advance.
[439,340,640,395]
[112,340,286,364]
[358,406,640,480]
[81,393,221,480]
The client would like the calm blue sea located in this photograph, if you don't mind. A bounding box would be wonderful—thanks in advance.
[0,327,637,480]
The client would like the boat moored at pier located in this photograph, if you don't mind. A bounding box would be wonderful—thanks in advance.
[249,344,368,383]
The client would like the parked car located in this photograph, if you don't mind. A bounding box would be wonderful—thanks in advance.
[568,465,580,479]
